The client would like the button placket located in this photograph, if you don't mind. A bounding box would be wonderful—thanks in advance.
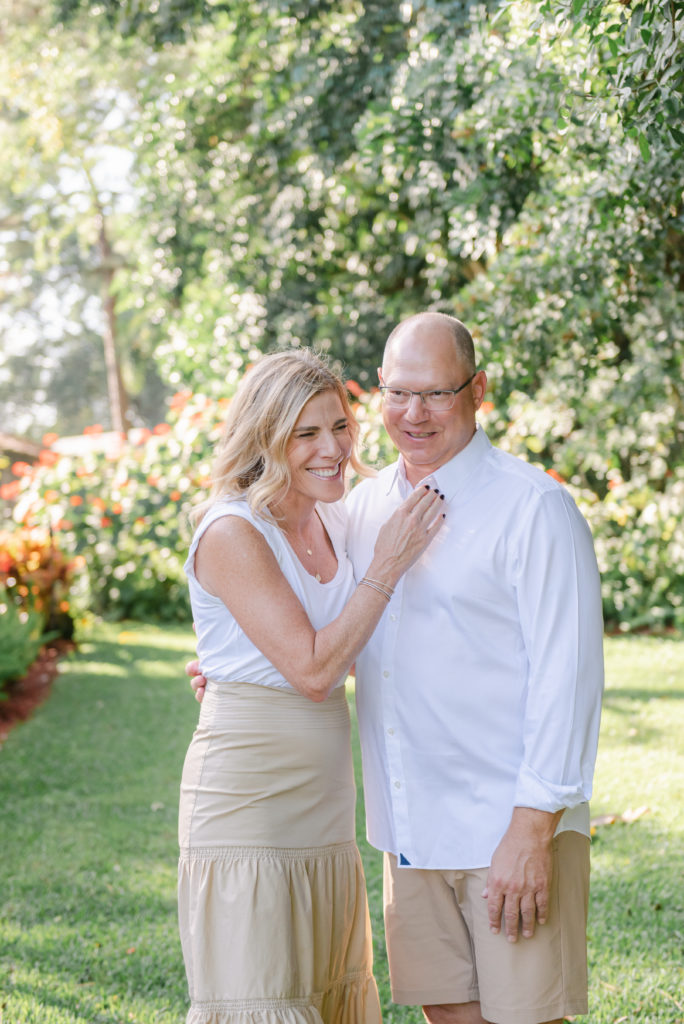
[379,576,411,855]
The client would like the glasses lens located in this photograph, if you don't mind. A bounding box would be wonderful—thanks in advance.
[423,391,455,410]
[383,389,411,406]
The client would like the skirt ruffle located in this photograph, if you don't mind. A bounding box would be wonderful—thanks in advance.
[179,843,381,1024]
[184,968,380,1023]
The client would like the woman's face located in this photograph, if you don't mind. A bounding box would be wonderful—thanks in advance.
[285,390,352,505]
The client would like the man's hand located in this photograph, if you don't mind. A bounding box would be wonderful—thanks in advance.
[482,807,563,943]
[185,658,207,703]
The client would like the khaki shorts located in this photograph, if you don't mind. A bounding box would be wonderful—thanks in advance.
[383,831,590,1024]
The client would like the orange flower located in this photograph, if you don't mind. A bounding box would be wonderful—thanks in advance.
[59,600,70,613]
[91,496,107,510]
[42,432,59,446]
[147,475,160,487]
[546,468,565,483]
[43,489,59,502]
[83,424,104,435]
[111,503,123,514]
[69,495,84,506]
[170,490,181,501]
[170,389,193,410]
[153,422,171,435]
[480,401,494,415]
[346,379,363,398]
[0,481,22,500]
[11,461,32,477]
[56,519,73,530]
[101,516,112,527]
[39,450,59,467]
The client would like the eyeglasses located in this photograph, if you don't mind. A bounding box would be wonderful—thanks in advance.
[379,374,476,410]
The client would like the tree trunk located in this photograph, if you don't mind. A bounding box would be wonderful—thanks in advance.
[95,204,129,435]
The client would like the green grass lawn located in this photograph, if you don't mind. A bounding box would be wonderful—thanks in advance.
[1,623,682,1024]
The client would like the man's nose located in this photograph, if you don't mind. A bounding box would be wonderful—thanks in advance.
[404,393,429,421]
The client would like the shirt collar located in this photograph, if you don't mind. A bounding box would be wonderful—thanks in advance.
[387,425,491,502]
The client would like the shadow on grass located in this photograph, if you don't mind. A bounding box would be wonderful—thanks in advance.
[2,854,188,1021]
[602,686,684,705]
[589,821,683,961]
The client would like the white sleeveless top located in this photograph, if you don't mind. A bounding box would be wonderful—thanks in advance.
[184,497,356,692]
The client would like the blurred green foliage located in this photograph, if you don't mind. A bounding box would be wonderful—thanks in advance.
[0,589,56,689]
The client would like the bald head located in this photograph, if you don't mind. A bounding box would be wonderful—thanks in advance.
[383,312,476,377]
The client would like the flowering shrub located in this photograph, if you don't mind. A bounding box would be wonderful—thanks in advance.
[4,394,227,622]
[2,385,683,631]
[346,384,396,477]
[0,526,76,638]
[478,399,684,633]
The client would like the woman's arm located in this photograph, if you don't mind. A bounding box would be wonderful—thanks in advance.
[194,486,443,701]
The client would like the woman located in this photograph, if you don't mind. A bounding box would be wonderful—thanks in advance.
[179,348,444,1023]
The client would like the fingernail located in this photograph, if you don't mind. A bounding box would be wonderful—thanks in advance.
[442,513,446,519]
[432,487,439,493]
[424,484,430,490]
[440,493,445,500]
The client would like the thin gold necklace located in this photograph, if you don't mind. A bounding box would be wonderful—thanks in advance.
[283,513,322,582]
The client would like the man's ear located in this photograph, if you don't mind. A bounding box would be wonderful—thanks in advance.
[472,370,488,410]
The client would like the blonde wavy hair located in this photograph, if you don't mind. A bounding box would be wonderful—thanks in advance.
[191,349,371,525]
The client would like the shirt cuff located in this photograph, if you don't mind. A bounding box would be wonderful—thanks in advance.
[514,763,591,813]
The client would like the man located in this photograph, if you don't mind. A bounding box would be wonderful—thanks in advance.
[190,312,604,1024]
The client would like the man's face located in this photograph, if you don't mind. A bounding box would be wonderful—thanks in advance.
[379,320,487,484]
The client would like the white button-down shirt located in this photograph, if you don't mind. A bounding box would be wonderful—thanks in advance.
[346,427,604,870]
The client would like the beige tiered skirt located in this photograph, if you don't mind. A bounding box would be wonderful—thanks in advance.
[178,680,382,1024]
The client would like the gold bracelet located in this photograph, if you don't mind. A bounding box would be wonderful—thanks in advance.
[359,578,393,601]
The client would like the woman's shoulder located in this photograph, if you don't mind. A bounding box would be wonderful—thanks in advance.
[196,495,271,531]
[189,497,274,554]
[186,498,281,583]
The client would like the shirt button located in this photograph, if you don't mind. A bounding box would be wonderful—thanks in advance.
[390,613,397,622]
[394,780,401,789]
[387,727,395,736]
[382,670,390,678]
